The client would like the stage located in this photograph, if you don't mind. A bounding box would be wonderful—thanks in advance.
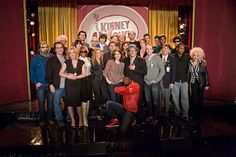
[0,101,236,157]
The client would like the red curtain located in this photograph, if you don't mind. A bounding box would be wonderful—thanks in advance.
[194,0,236,101]
[0,0,28,105]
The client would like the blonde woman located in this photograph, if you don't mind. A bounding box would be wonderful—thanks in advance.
[91,48,109,120]
[59,46,86,128]
[188,47,210,121]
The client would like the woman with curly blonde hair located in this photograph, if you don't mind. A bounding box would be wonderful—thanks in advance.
[188,47,210,121]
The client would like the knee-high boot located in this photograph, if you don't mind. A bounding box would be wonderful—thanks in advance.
[82,102,88,126]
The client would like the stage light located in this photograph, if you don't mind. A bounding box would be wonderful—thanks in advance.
[31,13,35,17]
[30,50,35,55]
[31,33,36,37]
[30,21,35,26]
[179,24,184,29]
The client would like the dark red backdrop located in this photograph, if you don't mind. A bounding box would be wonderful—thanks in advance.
[194,0,236,101]
[0,0,28,105]
[0,0,235,105]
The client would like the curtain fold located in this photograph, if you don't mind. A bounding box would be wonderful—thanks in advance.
[38,1,77,47]
[148,5,178,47]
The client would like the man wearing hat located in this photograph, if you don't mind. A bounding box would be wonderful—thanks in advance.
[123,44,147,124]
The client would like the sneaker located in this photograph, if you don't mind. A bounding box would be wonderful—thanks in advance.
[106,118,119,128]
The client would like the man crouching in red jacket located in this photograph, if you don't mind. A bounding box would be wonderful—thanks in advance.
[105,76,140,132]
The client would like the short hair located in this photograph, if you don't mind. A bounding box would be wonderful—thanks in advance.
[128,31,136,36]
[57,35,67,42]
[53,41,65,49]
[159,34,167,40]
[108,41,117,47]
[173,36,182,42]
[73,39,83,47]
[154,35,159,39]
[99,33,107,41]
[190,47,205,59]
[176,43,185,50]
[77,31,87,38]
[139,38,147,44]
[143,33,150,38]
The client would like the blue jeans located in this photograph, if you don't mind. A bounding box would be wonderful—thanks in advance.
[53,88,64,121]
[37,86,53,121]
[144,82,161,118]
[107,83,122,103]
[106,101,135,132]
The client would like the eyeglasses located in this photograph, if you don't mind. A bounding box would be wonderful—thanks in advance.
[174,40,180,43]
[41,47,48,48]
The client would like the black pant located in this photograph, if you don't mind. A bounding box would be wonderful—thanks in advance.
[106,101,135,132]
[189,82,204,120]
[92,78,109,112]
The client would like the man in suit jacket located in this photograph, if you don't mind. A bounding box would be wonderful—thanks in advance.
[160,44,176,118]
[123,44,147,124]
[46,42,66,125]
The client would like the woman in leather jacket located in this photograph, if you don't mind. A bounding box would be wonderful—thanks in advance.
[188,47,210,121]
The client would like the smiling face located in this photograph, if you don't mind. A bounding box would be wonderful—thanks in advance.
[114,50,122,60]
[129,47,137,58]
[161,45,170,56]
[55,43,64,55]
[146,45,153,55]
[68,48,78,60]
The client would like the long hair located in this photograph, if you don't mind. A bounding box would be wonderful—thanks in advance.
[66,46,79,60]
[91,48,103,65]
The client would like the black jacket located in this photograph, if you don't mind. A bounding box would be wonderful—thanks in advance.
[160,55,176,88]
[124,56,147,85]
[46,55,64,89]
[187,62,210,87]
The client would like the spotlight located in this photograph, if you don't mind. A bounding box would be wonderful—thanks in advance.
[31,13,35,17]
[30,50,35,55]
[31,33,36,37]
[179,24,184,30]
[30,21,35,26]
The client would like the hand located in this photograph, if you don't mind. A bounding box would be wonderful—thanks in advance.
[129,64,135,70]
[35,82,43,90]
[151,80,156,84]
[169,83,174,89]
[67,73,76,80]
[106,77,113,84]
[205,86,210,90]
[49,85,55,93]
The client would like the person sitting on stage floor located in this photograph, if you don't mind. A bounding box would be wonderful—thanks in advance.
[105,76,140,132]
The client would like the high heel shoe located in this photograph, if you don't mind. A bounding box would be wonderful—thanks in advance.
[71,122,76,129]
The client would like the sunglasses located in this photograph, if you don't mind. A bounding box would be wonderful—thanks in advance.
[80,51,87,53]
[174,40,180,43]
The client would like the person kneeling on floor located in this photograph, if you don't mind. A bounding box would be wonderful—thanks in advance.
[106,76,140,132]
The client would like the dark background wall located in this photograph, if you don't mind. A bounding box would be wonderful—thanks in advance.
[0,0,236,105]
[194,0,236,101]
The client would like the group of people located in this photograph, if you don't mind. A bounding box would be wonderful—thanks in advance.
[30,30,210,132]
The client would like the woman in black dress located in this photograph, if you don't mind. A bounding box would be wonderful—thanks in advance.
[59,46,86,128]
